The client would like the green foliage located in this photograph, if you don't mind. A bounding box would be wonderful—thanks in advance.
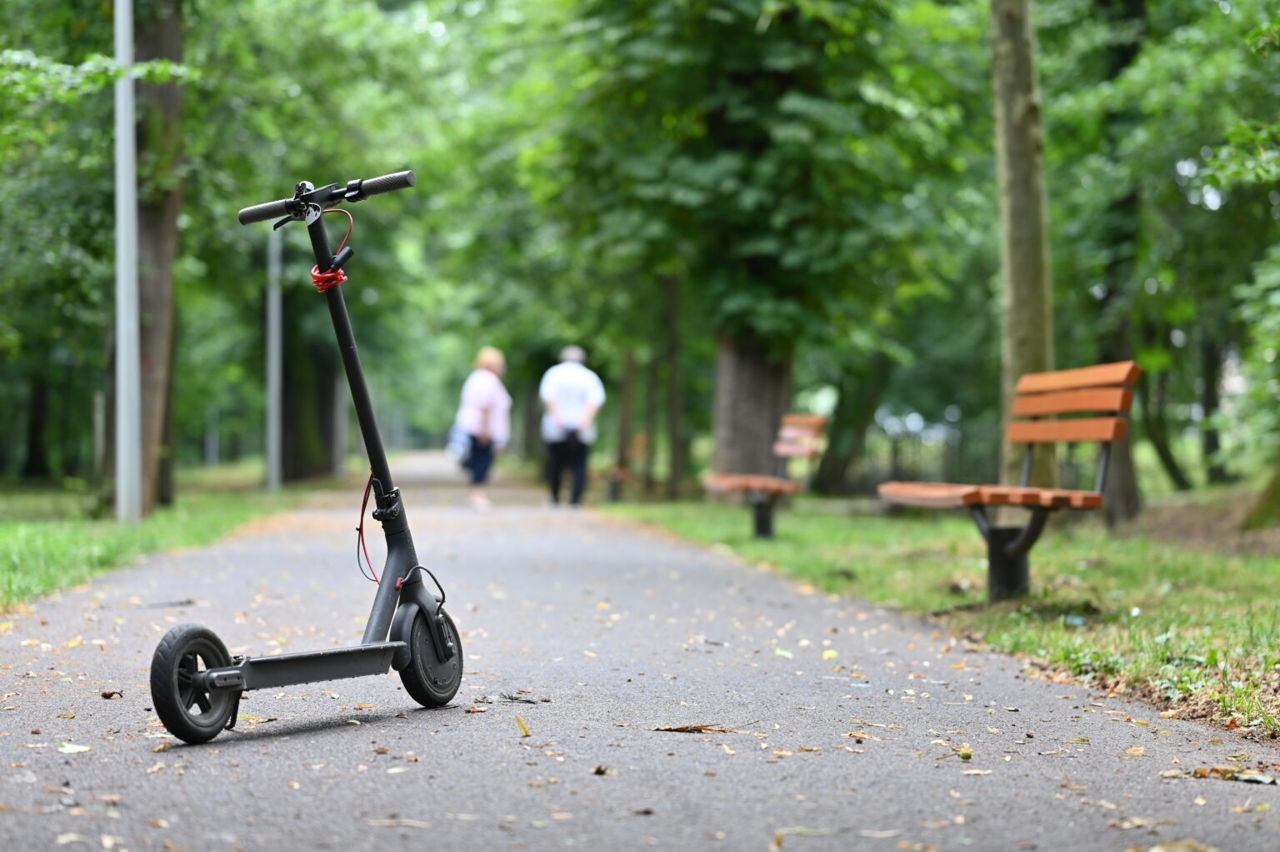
[4,0,1280,499]
[550,0,954,354]
[1209,15,1280,186]
[1229,246,1280,466]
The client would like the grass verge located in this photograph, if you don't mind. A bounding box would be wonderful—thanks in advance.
[0,472,300,612]
[601,497,1280,736]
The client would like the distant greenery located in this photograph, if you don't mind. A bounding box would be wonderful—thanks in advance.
[603,495,1280,732]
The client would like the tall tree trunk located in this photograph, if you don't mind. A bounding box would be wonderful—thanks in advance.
[1095,0,1146,525]
[711,336,791,475]
[614,350,636,472]
[1100,322,1142,525]
[135,0,184,514]
[643,353,659,495]
[157,335,177,507]
[1138,368,1193,491]
[21,376,51,480]
[58,370,83,478]
[282,292,338,480]
[812,352,894,495]
[664,276,683,499]
[1199,335,1232,484]
[991,0,1055,500]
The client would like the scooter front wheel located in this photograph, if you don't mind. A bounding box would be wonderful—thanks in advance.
[399,609,463,708]
[150,624,238,744]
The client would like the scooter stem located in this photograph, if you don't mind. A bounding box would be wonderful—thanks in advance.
[305,208,418,645]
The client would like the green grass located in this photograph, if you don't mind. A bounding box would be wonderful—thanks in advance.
[0,466,301,612]
[602,496,1280,733]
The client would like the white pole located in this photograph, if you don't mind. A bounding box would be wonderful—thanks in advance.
[114,0,142,523]
[266,228,283,491]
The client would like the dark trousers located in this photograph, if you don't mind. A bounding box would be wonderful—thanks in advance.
[546,438,589,505]
[465,435,494,485]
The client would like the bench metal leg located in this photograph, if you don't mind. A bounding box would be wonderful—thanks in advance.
[970,506,1049,601]
[986,527,1031,601]
[750,494,775,538]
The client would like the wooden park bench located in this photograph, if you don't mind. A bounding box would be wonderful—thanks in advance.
[607,432,650,502]
[877,360,1142,602]
[702,413,828,539]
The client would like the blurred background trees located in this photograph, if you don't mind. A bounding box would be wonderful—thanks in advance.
[2,1,1278,522]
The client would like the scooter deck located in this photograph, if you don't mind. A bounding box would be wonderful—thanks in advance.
[203,641,407,691]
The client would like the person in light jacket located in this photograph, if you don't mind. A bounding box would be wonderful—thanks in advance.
[454,346,512,510]
[539,344,605,506]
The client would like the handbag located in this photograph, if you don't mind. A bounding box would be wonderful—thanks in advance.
[446,424,471,466]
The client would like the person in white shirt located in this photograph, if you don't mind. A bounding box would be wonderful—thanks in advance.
[539,345,606,506]
[454,346,512,510]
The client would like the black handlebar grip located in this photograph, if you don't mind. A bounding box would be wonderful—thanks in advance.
[238,198,294,225]
[359,170,416,197]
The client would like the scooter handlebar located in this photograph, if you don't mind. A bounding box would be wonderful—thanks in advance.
[237,170,417,225]
[359,169,416,197]
[237,197,294,225]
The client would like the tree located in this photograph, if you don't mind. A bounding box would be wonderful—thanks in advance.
[134,0,185,511]
[553,0,969,484]
[991,0,1055,494]
[1211,15,1280,527]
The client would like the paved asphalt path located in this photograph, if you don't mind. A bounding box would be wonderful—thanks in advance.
[3,451,1280,852]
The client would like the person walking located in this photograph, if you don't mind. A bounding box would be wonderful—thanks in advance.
[539,344,606,506]
[453,346,512,511]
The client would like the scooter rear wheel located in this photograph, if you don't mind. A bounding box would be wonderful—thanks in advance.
[400,609,463,708]
[150,624,238,744]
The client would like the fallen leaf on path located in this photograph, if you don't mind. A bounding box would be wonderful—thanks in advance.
[516,716,532,737]
[56,834,92,846]
[654,725,736,734]
[1189,767,1277,784]
[56,742,90,754]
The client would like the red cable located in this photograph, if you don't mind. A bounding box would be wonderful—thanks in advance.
[310,208,356,292]
[357,472,379,583]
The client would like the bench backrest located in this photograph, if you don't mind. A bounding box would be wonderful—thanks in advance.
[1007,360,1142,492]
[773,414,828,460]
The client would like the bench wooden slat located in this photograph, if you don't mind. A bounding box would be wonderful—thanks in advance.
[1010,387,1134,418]
[702,473,801,496]
[878,482,1104,510]
[1014,360,1141,394]
[772,414,827,459]
[975,485,1103,510]
[1006,417,1127,444]
[876,481,983,508]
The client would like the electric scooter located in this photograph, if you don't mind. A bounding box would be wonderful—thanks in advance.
[148,170,462,744]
